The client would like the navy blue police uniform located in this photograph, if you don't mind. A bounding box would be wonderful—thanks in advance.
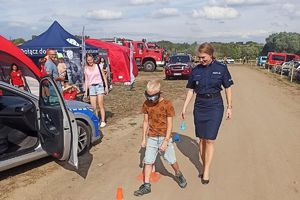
[186,60,233,140]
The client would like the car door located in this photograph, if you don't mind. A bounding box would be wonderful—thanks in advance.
[38,77,78,168]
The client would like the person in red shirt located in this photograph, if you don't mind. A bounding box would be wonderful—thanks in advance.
[63,83,80,100]
[9,63,26,90]
[39,57,47,77]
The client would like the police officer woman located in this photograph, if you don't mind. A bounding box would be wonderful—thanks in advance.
[181,43,233,184]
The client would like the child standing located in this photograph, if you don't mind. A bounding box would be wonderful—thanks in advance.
[134,80,187,197]
[9,63,26,90]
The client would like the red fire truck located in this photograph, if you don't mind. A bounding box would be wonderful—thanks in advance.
[102,38,167,72]
[120,39,167,72]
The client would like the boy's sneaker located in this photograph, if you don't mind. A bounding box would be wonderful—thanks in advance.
[99,121,106,128]
[175,172,187,188]
[134,183,151,196]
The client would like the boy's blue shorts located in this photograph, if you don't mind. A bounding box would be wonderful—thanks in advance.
[144,136,177,165]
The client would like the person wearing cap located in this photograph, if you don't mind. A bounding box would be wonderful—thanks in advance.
[181,43,233,185]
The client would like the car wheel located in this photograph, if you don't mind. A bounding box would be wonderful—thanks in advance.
[76,120,91,156]
[165,76,170,80]
[143,61,156,72]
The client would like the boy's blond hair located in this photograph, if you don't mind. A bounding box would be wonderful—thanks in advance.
[146,80,161,92]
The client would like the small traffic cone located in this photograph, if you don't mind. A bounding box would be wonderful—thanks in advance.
[137,165,161,183]
[116,186,124,200]
[149,165,161,182]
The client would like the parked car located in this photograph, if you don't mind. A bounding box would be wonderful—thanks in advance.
[288,61,300,80]
[164,54,194,79]
[265,52,300,70]
[226,57,235,64]
[276,62,292,75]
[0,77,101,172]
[293,63,300,82]
[257,56,267,67]
[217,57,234,64]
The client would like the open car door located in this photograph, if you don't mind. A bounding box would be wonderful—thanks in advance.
[38,77,78,168]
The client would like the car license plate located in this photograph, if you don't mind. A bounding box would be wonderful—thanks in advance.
[174,73,182,76]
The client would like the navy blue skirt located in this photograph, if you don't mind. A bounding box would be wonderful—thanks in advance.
[193,96,224,140]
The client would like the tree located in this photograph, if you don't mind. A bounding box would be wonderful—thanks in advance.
[11,38,25,45]
[261,32,300,55]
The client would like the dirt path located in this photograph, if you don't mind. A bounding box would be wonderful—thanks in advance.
[1,65,300,200]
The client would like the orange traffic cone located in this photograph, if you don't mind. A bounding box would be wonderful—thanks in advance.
[116,186,124,200]
[137,165,161,183]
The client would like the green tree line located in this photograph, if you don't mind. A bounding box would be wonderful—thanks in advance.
[261,32,300,55]
[156,32,300,59]
[156,40,264,59]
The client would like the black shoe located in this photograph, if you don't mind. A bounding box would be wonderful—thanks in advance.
[201,178,210,185]
[175,172,187,188]
[134,183,151,196]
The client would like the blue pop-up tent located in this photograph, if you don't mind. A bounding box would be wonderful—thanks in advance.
[19,21,108,86]
[19,21,102,57]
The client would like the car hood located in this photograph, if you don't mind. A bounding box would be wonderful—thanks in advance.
[65,100,93,110]
[168,62,189,67]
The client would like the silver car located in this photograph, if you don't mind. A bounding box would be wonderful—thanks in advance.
[0,77,101,172]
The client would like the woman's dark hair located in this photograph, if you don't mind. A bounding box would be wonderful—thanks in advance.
[85,53,94,64]
[10,63,19,71]
[95,55,106,65]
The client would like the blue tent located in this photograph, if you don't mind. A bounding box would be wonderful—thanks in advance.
[19,21,103,57]
[19,21,108,87]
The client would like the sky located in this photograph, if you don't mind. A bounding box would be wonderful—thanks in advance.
[0,0,299,44]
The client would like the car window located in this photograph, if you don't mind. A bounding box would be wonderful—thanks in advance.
[0,65,10,83]
[40,79,60,106]
[137,43,143,50]
[272,55,285,61]
[170,55,190,64]
[0,87,33,116]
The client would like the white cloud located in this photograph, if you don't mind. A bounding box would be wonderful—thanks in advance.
[8,21,28,28]
[209,0,276,6]
[226,0,261,5]
[193,6,239,20]
[86,9,122,20]
[199,29,270,39]
[129,0,170,6]
[153,8,179,18]
[282,3,300,17]
[129,0,155,5]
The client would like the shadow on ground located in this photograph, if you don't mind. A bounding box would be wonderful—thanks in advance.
[174,133,203,176]
[58,151,93,179]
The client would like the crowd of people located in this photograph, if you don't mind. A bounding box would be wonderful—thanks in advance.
[5,48,110,127]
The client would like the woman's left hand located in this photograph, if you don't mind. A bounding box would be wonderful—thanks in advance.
[104,87,109,95]
[226,108,232,120]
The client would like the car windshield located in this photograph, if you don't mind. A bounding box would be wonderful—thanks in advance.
[169,55,190,64]
[272,55,285,61]
[261,57,267,60]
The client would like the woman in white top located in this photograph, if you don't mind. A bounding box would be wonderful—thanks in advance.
[84,53,108,128]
